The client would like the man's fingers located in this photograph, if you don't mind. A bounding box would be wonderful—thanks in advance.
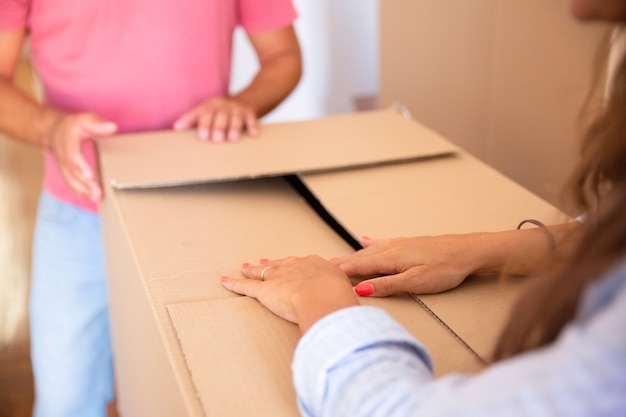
[175,99,258,142]
[210,110,230,142]
[227,111,244,142]
[63,167,101,202]
[59,145,102,201]
[196,110,215,141]
[173,110,197,131]
[60,167,92,199]
[79,117,118,136]
[243,111,259,137]
[71,151,94,181]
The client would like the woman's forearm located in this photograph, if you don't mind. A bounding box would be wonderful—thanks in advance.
[468,222,581,276]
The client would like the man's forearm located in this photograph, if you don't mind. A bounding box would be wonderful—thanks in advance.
[0,77,59,148]
[233,49,302,118]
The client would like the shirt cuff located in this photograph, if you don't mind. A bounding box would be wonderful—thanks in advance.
[292,306,432,416]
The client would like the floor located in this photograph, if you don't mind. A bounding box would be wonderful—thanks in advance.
[0,339,33,417]
[0,59,119,417]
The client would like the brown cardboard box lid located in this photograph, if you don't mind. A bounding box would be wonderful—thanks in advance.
[97,109,457,190]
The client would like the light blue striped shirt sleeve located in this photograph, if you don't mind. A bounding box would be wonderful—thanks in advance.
[292,266,626,417]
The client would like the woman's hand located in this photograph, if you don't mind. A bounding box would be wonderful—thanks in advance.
[46,111,118,202]
[334,234,492,297]
[335,224,576,297]
[221,255,359,334]
[173,97,258,143]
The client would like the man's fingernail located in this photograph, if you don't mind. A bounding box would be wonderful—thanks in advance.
[90,189,101,202]
[212,131,224,142]
[355,283,374,296]
[242,262,251,269]
[260,259,269,265]
[220,276,229,283]
[362,236,371,241]
[228,130,239,141]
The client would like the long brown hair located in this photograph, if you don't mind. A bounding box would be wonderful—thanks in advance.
[494,27,626,359]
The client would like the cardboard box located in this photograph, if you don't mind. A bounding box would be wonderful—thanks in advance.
[98,110,564,416]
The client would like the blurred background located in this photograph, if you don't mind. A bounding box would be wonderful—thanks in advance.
[0,55,42,416]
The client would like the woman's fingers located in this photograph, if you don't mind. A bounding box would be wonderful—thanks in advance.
[220,275,262,298]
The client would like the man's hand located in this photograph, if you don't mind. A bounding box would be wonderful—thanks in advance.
[47,112,117,202]
[173,97,258,143]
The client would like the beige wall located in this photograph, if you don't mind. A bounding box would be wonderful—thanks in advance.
[380,0,613,214]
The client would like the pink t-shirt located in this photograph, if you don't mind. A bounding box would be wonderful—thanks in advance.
[0,0,297,211]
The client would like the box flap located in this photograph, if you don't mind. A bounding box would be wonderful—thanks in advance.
[167,298,301,417]
[299,153,568,238]
[166,295,484,417]
[97,109,457,189]
[415,274,537,362]
[103,178,356,280]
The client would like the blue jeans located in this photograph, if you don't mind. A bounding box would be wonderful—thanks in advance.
[30,192,113,417]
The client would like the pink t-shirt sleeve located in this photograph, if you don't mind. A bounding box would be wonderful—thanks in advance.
[0,0,29,30]
[238,0,297,33]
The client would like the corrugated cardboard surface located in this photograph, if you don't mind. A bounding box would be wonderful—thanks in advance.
[166,294,485,417]
[415,274,537,363]
[99,112,564,416]
[98,109,457,189]
[167,298,301,417]
[299,152,568,238]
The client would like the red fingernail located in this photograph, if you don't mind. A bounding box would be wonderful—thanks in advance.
[220,276,229,283]
[260,258,269,265]
[361,235,371,241]
[355,283,374,296]
[242,263,251,269]
[329,257,339,262]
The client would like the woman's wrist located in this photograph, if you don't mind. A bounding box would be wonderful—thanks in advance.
[292,283,359,335]
[467,226,566,276]
[462,231,512,274]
